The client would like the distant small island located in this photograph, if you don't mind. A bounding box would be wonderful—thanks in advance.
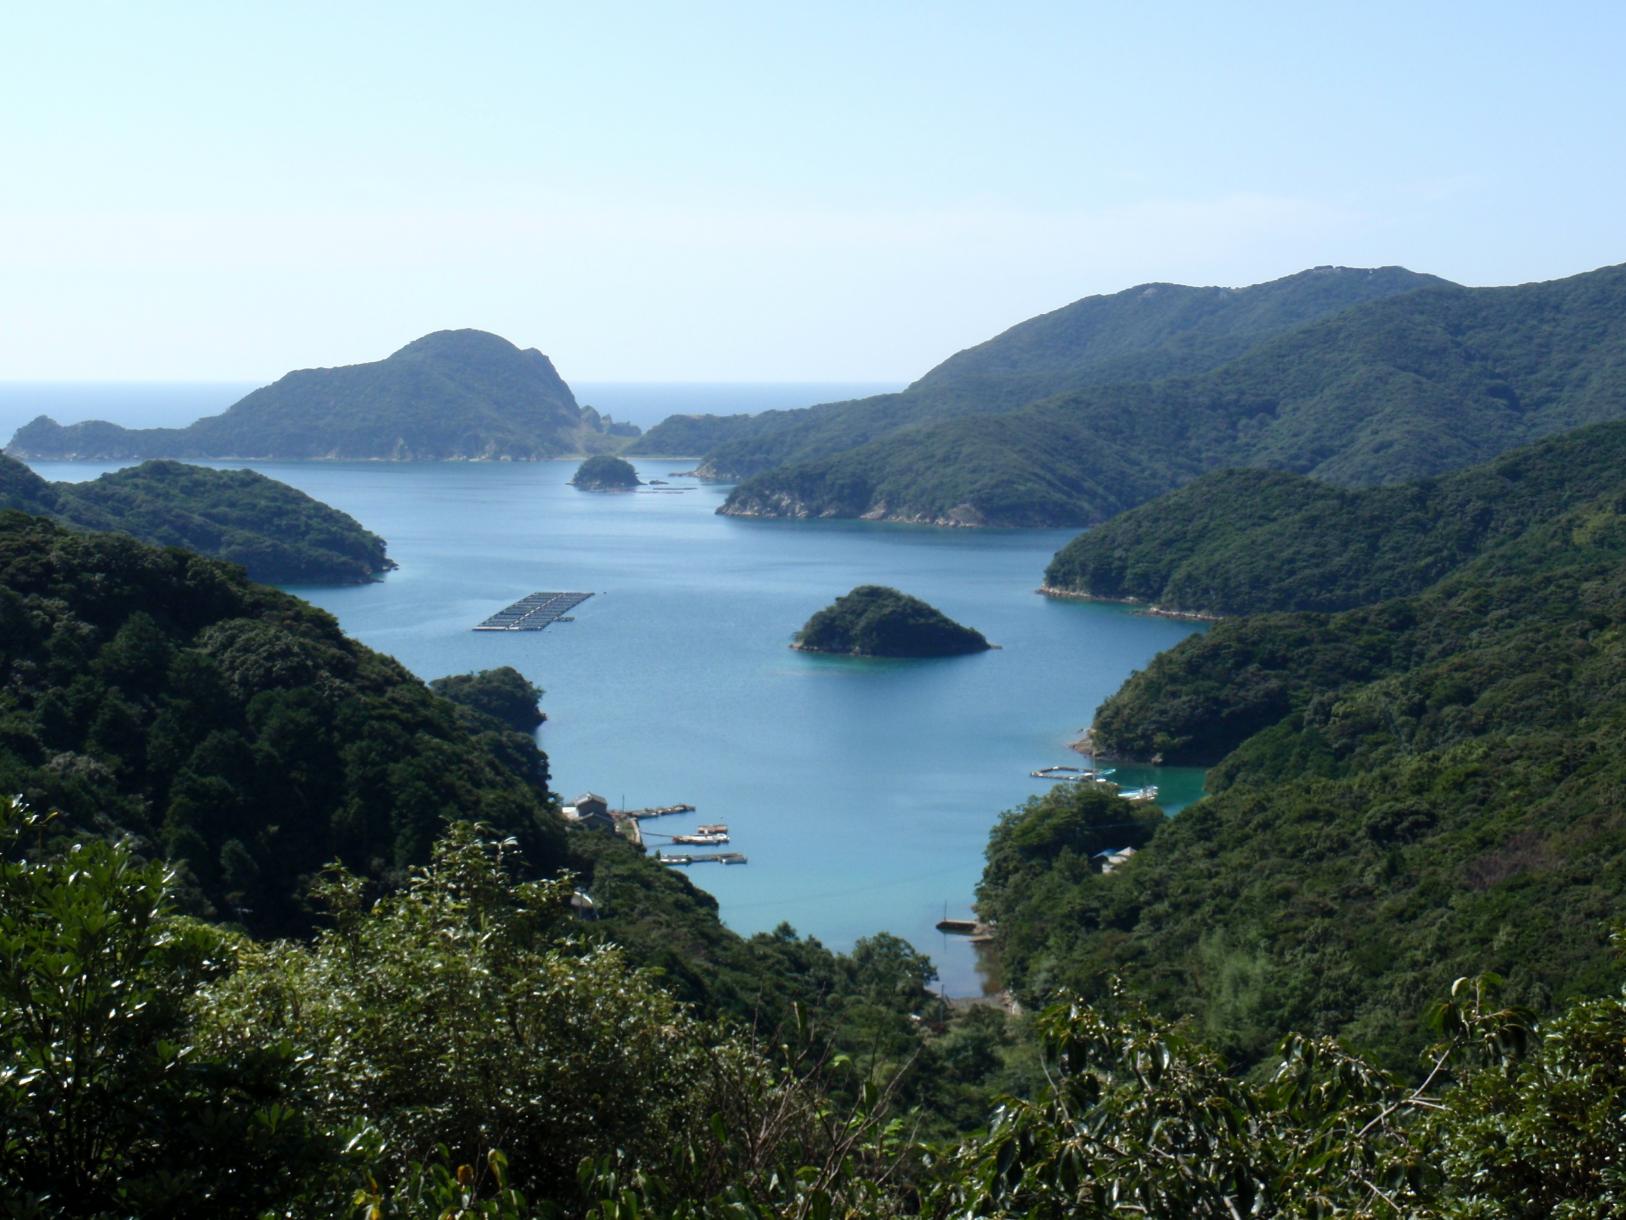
[570,454,642,490]
[5,329,640,462]
[793,585,992,657]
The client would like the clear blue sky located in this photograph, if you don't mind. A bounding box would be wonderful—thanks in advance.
[2,1,1622,381]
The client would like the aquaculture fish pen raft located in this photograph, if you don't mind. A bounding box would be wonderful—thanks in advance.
[473,591,593,631]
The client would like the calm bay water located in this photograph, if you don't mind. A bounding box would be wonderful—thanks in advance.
[34,456,1204,993]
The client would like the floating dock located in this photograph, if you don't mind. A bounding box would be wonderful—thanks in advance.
[1031,765,1115,783]
[659,850,747,866]
[474,591,593,632]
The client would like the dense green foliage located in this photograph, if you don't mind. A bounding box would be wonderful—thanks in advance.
[14,808,1623,1218]
[634,266,1437,481]
[794,585,991,656]
[430,666,546,733]
[0,511,562,935]
[979,438,1626,1070]
[0,452,392,584]
[976,782,1167,942]
[570,454,642,489]
[0,807,1022,1216]
[0,805,327,1215]
[1044,419,1626,613]
[722,262,1626,525]
[6,330,638,461]
[192,824,755,1204]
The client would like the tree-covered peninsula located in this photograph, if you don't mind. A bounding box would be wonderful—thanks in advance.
[5,329,640,461]
[1043,417,1626,615]
[0,452,392,583]
[713,262,1626,526]
[569,453,642,489]
[793,585,991,656]
[428,666,546,733]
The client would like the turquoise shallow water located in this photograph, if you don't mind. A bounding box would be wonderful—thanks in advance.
[35,457,1205,993]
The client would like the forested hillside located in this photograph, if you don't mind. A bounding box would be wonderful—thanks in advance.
[977,444,1626,1072]
[0,452,393,583]
[631,266,1437,473]
[0,511,560,933]
[722,262,1626,525]
[6,330,639,461]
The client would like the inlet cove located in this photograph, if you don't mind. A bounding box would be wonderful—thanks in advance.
[30,455,1206,993]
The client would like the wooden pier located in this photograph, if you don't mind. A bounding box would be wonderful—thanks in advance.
[474,591,593,632]
[615,803,696,820]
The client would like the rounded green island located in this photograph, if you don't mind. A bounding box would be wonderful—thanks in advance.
[570,454,642,490]
[793,585,992,657]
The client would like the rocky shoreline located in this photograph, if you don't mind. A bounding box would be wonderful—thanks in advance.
[1036,585,1224,623]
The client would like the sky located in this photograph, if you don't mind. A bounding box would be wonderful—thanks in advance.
[2,1,1623,382]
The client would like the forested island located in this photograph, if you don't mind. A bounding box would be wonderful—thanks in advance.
[0,452,392,583]
[793,585,991,656]
[569,453,642,489]
[4,329,640,461]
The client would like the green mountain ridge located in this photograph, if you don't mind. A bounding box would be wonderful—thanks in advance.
[720,262,1626,526]
[5,329,639,461]
[0,452,392,583]
[629,265,1441,473]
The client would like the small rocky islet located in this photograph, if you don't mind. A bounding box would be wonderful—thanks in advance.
[570,454,643,490]
[792,585,992,657]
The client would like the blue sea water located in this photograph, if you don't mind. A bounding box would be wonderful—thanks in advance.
[31,455,1205,994]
